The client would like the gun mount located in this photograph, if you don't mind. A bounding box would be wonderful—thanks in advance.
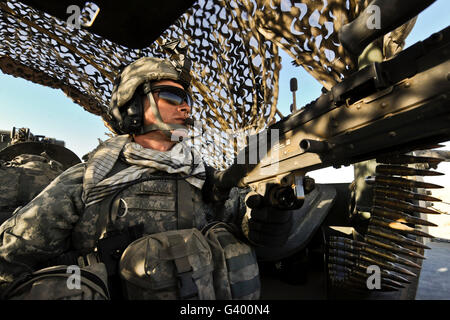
[212,26,450,191]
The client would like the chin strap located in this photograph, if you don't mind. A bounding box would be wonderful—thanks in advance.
[139,81,193,142]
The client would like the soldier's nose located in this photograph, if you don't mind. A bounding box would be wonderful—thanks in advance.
[178,104,191,114]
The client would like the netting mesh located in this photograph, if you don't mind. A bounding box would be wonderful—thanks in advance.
[0,0,415,168]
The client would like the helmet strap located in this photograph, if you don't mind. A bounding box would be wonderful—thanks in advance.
[139,83,191,141]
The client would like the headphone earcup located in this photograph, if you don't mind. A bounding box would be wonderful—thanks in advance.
[121,94,144,134]
[107,106,125,134]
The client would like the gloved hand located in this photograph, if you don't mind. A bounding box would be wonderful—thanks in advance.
[243,192,293,247]
[202,165,231,203]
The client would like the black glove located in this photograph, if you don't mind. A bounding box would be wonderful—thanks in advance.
[244,192,293,247]
[202,165,231,203]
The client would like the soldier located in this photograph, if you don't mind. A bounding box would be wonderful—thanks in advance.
[0,48,293,300]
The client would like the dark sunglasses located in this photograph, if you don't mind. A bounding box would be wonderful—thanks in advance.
[151,85,193,107]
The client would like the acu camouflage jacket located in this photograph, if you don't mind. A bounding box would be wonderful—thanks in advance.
[0,150,247,291]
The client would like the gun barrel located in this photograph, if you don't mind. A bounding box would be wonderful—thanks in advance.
[299,139,330,153]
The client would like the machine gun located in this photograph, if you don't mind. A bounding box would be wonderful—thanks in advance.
[207,0,449,296]
[210,13,450,209]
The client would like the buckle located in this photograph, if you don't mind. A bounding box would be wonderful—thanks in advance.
[177,270,198,300]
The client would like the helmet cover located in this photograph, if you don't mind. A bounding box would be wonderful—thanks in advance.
[105,42,192,135]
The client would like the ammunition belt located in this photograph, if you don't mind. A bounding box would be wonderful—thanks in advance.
[327,144,445,292]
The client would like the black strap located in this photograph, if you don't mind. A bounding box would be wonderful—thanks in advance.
[100,158,196,233]
[177,179,194,230]
[95,192,117,238]
[94,158,131,236]
[92,161,196,297]
[167,234,198,300]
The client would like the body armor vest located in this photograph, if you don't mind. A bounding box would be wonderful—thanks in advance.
[29,160,261,301]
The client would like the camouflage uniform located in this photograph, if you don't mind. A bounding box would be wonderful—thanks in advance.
[0,53,257,299]
[0,138,247,296]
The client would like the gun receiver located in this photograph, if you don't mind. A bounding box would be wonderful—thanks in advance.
[212,26,450,201]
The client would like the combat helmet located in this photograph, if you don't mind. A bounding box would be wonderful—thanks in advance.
[104,40,193,140]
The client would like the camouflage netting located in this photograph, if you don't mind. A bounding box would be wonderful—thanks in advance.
[0,0,415,169]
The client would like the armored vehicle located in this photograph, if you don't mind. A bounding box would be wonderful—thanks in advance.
[0,127,81,224]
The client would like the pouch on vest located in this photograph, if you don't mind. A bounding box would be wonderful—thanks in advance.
[119,228,215,300]
[3,262,110,300]
[0,154,63,225]
[202,222,260,300]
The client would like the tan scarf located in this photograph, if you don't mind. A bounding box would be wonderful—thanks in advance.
[82,134,206,207]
